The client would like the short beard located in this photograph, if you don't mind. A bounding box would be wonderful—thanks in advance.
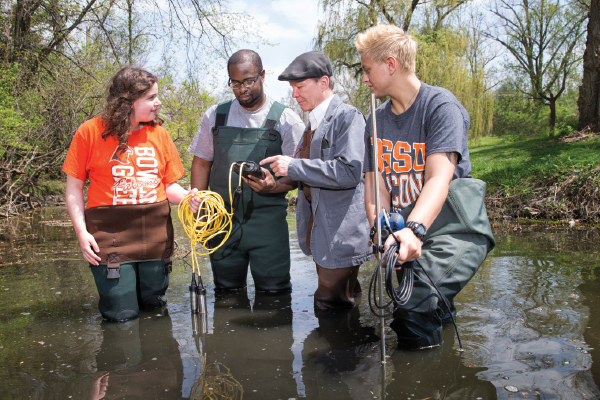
[237,86,263,109]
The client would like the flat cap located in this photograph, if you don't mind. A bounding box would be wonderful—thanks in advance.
[278,51,333,81]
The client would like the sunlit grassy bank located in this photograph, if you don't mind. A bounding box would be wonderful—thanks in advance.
[470,133,600,226]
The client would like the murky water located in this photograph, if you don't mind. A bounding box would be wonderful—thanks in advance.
[1,207,599,399]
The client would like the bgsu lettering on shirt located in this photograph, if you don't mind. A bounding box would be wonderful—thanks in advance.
[110,145,160,205]
[371,138,426,211]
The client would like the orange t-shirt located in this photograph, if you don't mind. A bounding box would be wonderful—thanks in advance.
[62,117,185,209]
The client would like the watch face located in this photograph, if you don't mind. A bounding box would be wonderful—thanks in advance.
[415,224,426,236]
[408,222,426,238]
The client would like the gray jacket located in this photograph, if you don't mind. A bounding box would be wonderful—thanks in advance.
[288,95,374,269]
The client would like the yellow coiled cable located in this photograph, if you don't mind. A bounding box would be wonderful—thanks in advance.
[190,354,243,400]
[178,163,245,276]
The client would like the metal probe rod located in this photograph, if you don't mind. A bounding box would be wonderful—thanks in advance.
[371,93,386,364]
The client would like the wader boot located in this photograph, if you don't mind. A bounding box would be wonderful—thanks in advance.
[392,178,495,349]
[209,100,291,293]
[90,260,169,321]
[313,264,360,311]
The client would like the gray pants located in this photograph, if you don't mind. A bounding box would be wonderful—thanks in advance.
[392,178,495,349]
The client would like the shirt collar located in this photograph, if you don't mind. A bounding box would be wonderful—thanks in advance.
[308,94,334,130]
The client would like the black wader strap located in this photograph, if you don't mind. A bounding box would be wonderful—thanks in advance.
[212,100,233,135]
[263,119,277,130]
[261,101,287,138]
[107,253,121,279]
[162,248,173,275]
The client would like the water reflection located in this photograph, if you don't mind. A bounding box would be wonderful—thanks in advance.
[301,307,381,398]
[200,289,295,399]
[385,327,496,399]
[458,231,600,399]
[1,209,600,399]
[89,311,183,399]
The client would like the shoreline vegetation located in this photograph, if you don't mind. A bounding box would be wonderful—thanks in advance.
[288,128,600,229]
[0,0,594,233]
[2,129,599,228]
[472,129,600,229]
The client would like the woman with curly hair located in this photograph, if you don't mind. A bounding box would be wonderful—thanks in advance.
[63,66,199,322]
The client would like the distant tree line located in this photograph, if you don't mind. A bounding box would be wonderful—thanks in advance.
[0,0,598,216]
[315,0,594,139]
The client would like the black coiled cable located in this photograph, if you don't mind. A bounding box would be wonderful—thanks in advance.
[368,241,414,318]
[368,238,464,349]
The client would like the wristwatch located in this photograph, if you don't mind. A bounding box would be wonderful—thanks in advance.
[406,221,427,241]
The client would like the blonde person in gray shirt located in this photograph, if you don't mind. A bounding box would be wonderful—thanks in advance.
[188,49,304,293]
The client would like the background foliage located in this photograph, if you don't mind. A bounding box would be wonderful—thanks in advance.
[0,0,596,217]
[314,0,495,140]
[0,0,240,215]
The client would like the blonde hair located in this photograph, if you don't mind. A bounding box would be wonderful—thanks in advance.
[355,24,417,73]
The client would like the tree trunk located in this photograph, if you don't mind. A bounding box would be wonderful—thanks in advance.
[403,0,421,32]
[549,97,557,134]
[578,0,600,131]
[10,0,42,62]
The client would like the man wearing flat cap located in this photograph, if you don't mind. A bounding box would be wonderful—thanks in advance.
[262,51,373,311]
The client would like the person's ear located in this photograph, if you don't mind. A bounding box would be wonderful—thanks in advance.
[321,76,329,90]
[386,56,397,75]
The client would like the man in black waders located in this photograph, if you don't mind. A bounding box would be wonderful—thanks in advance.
[262,51,374,311]
[356,24,495,349]
[189,50,304,293]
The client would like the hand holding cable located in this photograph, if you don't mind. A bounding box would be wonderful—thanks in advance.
[368,210,414,317]
[370,213,464,349]
[384,228,422,266]
[178,163,241,315]
[178,163,243,277]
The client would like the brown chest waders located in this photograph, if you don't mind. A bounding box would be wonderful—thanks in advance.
[85,200,174,277]
[85,200,175,321]
[208,100,291,292]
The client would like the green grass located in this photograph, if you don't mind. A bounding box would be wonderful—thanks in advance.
[469,135,600,194]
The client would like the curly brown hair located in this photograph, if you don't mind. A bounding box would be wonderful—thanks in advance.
[101,66,164,144]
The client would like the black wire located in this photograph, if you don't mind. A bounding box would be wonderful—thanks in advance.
[417,263,463,350]
[368,241,414,318]
[368,254,395,318]
[368,238,464,350]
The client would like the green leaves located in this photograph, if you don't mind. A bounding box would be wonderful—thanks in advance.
[0,65,39,156]
[314,0,493,139]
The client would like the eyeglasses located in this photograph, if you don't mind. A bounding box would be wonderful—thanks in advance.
[228,71,262,90]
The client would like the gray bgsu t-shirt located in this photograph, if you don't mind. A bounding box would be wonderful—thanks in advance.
[364,82,471,211]
[188,97,305,160]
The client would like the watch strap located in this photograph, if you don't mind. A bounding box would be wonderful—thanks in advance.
[406,221,426,240]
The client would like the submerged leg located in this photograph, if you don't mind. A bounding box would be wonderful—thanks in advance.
[137,259,169,309]
[90,262,139,322]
